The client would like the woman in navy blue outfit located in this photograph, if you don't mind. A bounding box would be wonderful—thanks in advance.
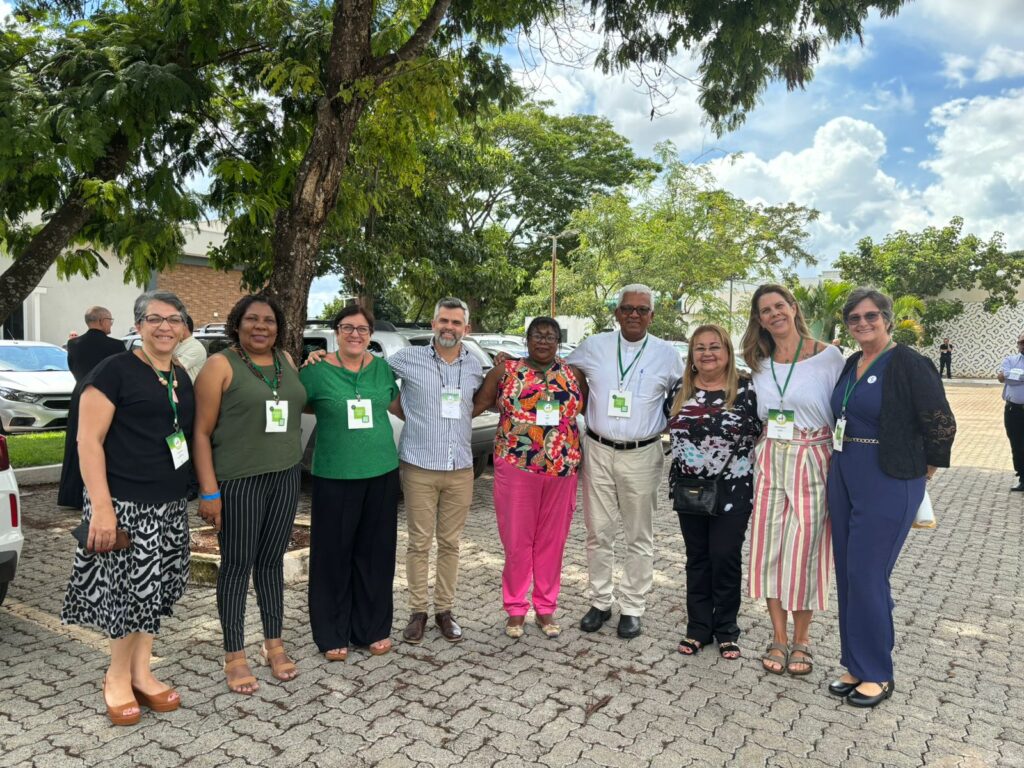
[826,287,956,708]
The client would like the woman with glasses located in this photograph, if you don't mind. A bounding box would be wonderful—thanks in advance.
[740,284,844,678]
[473,317,587,638]
[299,305,400,661]
[61,291,194,725]
[826,288,955,707]
[192,295,306,694]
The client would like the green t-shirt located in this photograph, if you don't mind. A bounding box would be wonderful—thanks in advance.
[299,355,399,480]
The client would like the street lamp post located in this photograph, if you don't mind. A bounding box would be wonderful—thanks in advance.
[549,230,576,318]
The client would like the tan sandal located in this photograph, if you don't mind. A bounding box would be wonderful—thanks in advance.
[534,617,561,638]
[324,648,348,662]
[761,642,789,675]
[224,657,258,695]
[259,642,298,681]
[787,643,814,676]
[103,676,141,726]
[369,638,393,656]
[505,618,525,639]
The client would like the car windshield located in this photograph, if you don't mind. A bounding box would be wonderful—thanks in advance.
[0,345,69,372]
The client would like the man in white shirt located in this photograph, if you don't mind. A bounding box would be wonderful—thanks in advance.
[997,332,1024,491]
[175,315,208,383]
[568,284,683,638]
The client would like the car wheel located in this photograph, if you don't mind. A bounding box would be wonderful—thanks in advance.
[472,452,490,479]
[0,582,8,606]
[301,427,317,474]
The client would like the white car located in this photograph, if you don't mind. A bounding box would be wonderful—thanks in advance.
[0,435,22,606]
[0,341,75,433]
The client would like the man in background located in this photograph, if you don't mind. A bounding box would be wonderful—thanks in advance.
[939,337,953,379]
[176,315,208,382]
[998,332,1024,492]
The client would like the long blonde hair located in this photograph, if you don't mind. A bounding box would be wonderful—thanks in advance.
[670,324,740,416]
[740,284,813,373]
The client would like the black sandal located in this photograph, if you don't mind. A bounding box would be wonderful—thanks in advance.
[718,641,741,660]
[677,638,702,655]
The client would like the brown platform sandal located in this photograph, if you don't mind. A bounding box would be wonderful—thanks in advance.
[369,638,393,656]
[260,642,299,681]
[324,648,349,662]
[224,657,259,694]
[103,676,141,726]
[131,684,181,712]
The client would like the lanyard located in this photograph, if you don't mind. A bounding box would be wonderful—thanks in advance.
[769,336,804,409]
[336,351,367,399]
[236,346,282,402]
[525,357,557,396]
[840,341,893,416]
[433,347,464,390]
[140,349,179,431]
[617,334,649,389]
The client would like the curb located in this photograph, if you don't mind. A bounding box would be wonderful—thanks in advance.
[13,464,62,486]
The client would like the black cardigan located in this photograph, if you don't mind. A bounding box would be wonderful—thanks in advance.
[837,344,956,479]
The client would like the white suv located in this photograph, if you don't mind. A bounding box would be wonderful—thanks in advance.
[0,435,23,606]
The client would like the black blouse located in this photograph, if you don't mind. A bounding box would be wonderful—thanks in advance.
[663,378,761,515]
[836,344,955,479]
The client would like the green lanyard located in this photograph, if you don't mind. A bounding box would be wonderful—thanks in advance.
[236,346,282,402]
[617,334,649,389]
[526,357,557,397]
[769,336,804,409]
[140,349,179,432]
[337,350,367,399]
[840,341,893,417]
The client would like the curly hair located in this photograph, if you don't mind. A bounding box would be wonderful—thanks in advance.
[225,295,287,347]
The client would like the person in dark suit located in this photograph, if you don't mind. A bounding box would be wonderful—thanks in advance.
[58,307,127,508]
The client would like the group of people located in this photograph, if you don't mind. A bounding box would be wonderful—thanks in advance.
[60,281,956,727]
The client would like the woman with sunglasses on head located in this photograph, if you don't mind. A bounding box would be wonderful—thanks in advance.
[299,305,401,662]
[826,287,955,708]
[473,317,587,639]
[61,290,194,725]
[191,295,306,694]
[741,284,845,678]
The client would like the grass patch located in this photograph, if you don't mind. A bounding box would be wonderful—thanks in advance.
[7,431,66,468]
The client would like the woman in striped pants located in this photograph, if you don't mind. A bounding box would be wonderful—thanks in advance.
[740,285,845,677]
[192,295,307,694]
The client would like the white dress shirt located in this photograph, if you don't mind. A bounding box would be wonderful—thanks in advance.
[1001,353,1024,404]
[751,344,845,429]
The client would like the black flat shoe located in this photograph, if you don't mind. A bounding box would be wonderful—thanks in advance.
[1012,483,1024,492]
[580,606,612,633]
[846,681,894,708]
[617,614,642,639]
[827,678,861,697]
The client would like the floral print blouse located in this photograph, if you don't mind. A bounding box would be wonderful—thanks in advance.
[494,358,583,477]
[663,378,761,516]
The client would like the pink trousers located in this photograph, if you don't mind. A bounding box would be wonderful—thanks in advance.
[493,458,578,616]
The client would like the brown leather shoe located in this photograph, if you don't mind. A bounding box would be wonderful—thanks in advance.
[403,612,428,644]
[435,611,464,643]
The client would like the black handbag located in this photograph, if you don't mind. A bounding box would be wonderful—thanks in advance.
[672,476,720,516]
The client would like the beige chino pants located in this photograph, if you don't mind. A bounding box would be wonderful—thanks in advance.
[400,463,474,614]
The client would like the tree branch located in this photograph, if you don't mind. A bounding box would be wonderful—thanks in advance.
[370,0,454,77]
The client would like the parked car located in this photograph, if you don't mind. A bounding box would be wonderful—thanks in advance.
[0,435,22,606]
[470,333,528,358]
[0,341,75,433]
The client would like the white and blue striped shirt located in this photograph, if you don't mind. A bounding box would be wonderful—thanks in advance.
[388,343,484,470]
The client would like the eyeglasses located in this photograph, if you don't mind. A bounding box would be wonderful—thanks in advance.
[338,324,371,336]
[845,311,882,326]
[143,314,184,327]
[529,333,559,343]
[618,305,651,316]
[242,314,277,325]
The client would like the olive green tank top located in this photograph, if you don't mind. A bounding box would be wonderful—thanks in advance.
[211,349,307,481]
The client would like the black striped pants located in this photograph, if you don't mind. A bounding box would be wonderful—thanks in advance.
[216,464,302,652]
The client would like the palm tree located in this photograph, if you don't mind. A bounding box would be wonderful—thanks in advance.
[792,280,853,340]
[891,295,926,345]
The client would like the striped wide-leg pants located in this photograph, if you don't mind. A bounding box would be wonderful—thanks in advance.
[748,428,833,611]
[216,464,302,652]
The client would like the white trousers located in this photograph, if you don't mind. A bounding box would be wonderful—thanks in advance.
[581,435,664,616]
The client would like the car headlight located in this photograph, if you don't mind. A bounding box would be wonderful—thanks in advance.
[0,387,42,403]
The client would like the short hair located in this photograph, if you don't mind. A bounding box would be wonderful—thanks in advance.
[433,297,469,324]
[617,284,654,307]
[84,306,111,324]
[225,295,287,346]
[185,314,195,334]
[842,287,894,332]
[526,316,561,340]
[133,291,187,325]
[332,304,374,332]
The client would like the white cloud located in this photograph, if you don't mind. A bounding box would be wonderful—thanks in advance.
[863,80,914,112]
[902,0,1024,47]
[975,46,1024,82]
[817,34,874,71]
[942,54,974,87]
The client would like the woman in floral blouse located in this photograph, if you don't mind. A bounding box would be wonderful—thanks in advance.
[665,324,761,659]
[473,317,587,639]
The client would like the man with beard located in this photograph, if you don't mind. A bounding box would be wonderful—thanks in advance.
[388,298,485,644]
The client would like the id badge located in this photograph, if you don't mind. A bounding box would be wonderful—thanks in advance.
[165,430,190,469]
[1011,368,1024,381]
[441,388,461,419]
[266,400,288,433]
[347,399,373,430]
[536,397,560,426]
[832,417,846,452]
[766,408,795,440]
[607,390,633,418]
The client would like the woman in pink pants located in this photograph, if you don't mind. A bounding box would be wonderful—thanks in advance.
[473,317,588,638]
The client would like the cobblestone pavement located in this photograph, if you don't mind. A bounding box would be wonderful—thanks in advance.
[1,383,1021,767]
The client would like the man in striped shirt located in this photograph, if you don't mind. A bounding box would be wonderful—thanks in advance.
[390,298,485,644]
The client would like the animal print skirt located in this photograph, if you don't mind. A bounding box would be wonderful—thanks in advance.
[61,492,190,639]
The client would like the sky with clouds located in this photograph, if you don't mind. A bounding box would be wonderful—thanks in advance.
[516,0,1024,280]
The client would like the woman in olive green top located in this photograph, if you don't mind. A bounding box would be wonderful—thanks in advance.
[299,304,400,661]
[193,295,306,694]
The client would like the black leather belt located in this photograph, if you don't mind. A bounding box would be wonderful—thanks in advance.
[585,427,660,450]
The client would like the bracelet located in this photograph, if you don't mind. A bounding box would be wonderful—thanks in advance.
[199,491,221,501]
